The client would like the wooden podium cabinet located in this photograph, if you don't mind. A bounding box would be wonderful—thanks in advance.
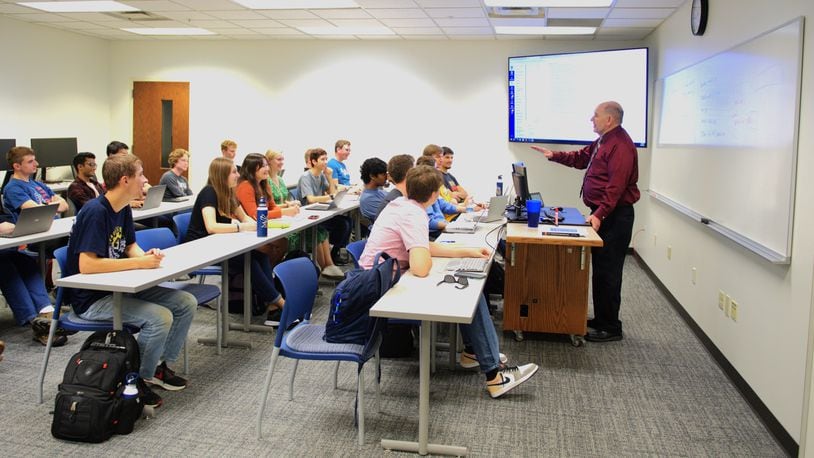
[503,223,603,346]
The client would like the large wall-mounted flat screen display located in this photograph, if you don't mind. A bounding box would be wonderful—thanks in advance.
[509,47,649,147]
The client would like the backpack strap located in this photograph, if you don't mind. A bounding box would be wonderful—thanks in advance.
[371,251,401,297]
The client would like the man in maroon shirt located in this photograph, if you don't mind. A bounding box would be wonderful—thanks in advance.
[532,101,639,342]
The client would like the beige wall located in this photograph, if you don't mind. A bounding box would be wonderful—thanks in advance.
[642,0,814,444]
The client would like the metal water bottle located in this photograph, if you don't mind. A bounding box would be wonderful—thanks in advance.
[257,197,268,237]
[496,175,504,196]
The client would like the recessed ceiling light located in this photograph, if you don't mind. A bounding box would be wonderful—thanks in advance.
[494,26,596,35]
[18,1,139,13]
[232,0,359,9]
[121,28,216,36]
[484,0,612,7]
[298,25,395,35]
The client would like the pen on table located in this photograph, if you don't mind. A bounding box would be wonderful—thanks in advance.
[439,240,457,244]
[554,207,559,226]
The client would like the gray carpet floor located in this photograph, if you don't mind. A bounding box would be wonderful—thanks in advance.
[0,255,787,456]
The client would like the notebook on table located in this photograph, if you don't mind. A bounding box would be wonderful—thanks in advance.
[0,203,59,238]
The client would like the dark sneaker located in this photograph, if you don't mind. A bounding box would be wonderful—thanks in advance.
[145,362,188,391]
[32,330,67,347]
[486,363,539,399]
[139,379,163,408]
[285,318,302,332]
[264,307,283,327]
[31,315,75,337]
[0,340,5,362]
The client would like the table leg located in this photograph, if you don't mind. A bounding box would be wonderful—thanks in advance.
[198,258,252,349]
[449,324,458,370]
[230,251,274,333]
[112,291,122,331]
[380,320,468,456]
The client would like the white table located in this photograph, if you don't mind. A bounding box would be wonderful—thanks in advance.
[370,222,501,456]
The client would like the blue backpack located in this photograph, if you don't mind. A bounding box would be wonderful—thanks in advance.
[325,252,401,345]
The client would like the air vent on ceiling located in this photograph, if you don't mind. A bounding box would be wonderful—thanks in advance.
[487,7,545,19]
[104,11,168,22]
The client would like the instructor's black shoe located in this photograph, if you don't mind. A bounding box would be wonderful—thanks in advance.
[585,329,623,343]
[586,318,597,329]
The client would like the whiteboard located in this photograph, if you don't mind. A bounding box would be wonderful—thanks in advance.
[652,18,803,263]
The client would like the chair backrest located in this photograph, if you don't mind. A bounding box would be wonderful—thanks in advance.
[53,246,69,317]
[64,197,77,217]
[272,257,318,348]
[288,187,301,203]
[135,227,178,251]
[346,239,367,269]
[172,212,191,244]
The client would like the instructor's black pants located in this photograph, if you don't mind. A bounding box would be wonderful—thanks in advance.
[591,205,634,335]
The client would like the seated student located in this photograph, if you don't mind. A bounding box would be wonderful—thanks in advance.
[185,157,287,327]
[236,153,296,266]
[65,154,196,409]
[359,165,538,398]
[415,155,466,236]
[159,149,194,200]
[358,157,388,223]
[0,216,67,347]
[267,150,340,277]
[373,154,414,221]
[3,146,68,221]
[67,152,105,212]
[106,141,150,208]
[297,148,352,267]
[327,139,352,188]
[439,146,469,202]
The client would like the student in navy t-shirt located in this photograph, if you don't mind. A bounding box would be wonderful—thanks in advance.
[65,154,197,409]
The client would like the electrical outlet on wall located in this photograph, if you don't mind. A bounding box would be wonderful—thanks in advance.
[725,294,732,317]
[691,267,697,285]
[667,245,672,260]
[730,300,738,322]
[718,291,725,310]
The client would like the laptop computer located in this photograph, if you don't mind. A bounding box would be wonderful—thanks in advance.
[472,195,510,223]
[308,189,348,211]
[0,203,59,238]
[445,216,479,234]
[133,185,166,211]
[164,195,191,203]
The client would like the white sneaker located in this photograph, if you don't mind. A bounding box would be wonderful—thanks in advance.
[486,363,539,399]
[459,352,508,369]
[321,265,345,279]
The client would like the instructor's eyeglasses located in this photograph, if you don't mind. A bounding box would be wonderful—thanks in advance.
[436,274,469,290]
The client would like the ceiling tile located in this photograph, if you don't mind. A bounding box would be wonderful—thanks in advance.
[157,11,216,21]
[206,10,266,20]
[278,18,334,28]
[607,8,675,19]
[230,19,284,28]
[130,20,187,27]
[13,13,74,22]
[355,0,418,7]
[253,27,306,35]
[313,8,373,19]
[0,4,33,13]
[391,26,443,35]
[380,17,435,27]
[546,8,609,19]
[425,8,485,18]
[442,26,493,35]
[207,27,258,35]
[365,8,427,19]
[329,18,388,27]
[433,17,489,27]
[187,20,234,28]
[259,10,319,20]
[602,18,664,28]
[596,27,653,39]
[57,22,110,30]
[416,0,482,7]
[118,1,192,12]
[169,0,242,10]
[55,12,124,21]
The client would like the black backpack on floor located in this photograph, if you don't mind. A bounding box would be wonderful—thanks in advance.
[52,330,144,443]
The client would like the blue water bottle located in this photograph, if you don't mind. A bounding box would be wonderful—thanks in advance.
[257,197,268,237]
[496,175,504,196]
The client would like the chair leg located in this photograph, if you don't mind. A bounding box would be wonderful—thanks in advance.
[334,361,340,389]
[357,366,365,446]
[289,360,299,401]
[375,350,381,414]
[182,341,189,375]
[256,347,280,439]
[36,318,59,404]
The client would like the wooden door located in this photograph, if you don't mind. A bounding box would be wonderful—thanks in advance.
[132,82,189,185]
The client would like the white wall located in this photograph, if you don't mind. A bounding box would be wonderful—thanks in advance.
[0,16,110,180]
[107,38,634,207]
[642,0,814,443]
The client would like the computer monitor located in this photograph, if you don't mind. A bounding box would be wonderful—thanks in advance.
[30,137,77,168]
[0,139,15,160]
[511,162,531,207]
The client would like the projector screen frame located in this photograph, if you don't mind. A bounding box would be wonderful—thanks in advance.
[508,47,649,148]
